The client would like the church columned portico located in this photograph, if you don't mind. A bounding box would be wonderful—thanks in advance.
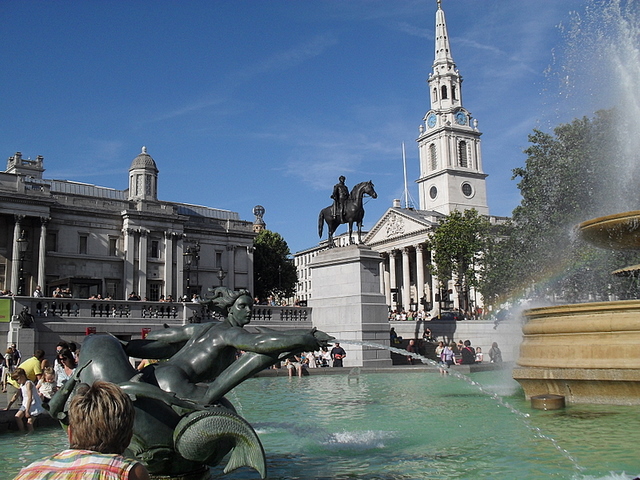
[374,236,436,315]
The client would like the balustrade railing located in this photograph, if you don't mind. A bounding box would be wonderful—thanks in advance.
[8,297,312,327]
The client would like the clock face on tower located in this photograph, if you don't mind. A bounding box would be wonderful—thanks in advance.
[455,111,467,125]
[427,113,437,128]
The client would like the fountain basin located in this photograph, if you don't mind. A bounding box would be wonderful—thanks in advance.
[577,210,640,250]
[513,299,640,405]
[4,371,640,479]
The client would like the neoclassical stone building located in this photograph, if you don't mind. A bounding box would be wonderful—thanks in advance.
[0,148,256,300]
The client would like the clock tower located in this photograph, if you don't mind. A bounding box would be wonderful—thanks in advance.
[416,0,488,215]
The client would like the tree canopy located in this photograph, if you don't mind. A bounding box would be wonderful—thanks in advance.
[427,209,490,311]
[253,229,297,302]
[482,108,640,305]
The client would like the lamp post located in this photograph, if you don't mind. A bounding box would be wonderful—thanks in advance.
[217,267,226,287]
[16,231,28,296]
[454,280,462,312]
[183,246,193,295]
[192,242,200,294]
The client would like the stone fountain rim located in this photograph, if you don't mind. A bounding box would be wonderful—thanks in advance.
[524,298,640,318]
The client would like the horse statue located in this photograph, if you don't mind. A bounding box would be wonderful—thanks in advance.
[318,180,377,247]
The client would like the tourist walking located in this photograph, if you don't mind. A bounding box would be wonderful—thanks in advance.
[489,342,503,363]
[330,343,346,367]
[439,342,456,375]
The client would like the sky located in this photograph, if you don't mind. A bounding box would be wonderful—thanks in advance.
[0,0,620,254]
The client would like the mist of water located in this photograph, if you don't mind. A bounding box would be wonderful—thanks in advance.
[547,0,640,212]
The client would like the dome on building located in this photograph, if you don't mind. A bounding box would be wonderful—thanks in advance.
[129,146,158,172]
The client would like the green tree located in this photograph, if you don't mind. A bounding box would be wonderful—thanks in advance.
[493,108,640,303]
[426,209,490,312]
[253,230,298,302]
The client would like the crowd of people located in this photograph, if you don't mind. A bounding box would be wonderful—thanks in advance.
[434,339,503,374]
[389,307,489,321]
[388,309,430,321]
[2,341,79,432]
[271,342,348,376]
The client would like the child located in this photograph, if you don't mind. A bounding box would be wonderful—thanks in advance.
[37,367,57,402]
[13,381,150,479]
[7,368,45,432]
[475,347,484,363]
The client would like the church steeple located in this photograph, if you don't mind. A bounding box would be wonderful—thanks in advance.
[430,0,462,112]
[434,0,454,69]
[415,0,488,216]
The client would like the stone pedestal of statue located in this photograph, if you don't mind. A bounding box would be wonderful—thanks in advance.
[309,244,392,368]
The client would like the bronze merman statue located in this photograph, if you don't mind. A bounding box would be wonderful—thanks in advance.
[48,287,333,479]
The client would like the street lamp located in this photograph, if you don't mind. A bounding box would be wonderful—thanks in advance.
[454,280,462,310]
[217,267,226,287]
[183,242,201,296]
[183,246,193,293]
[16,231,28,296]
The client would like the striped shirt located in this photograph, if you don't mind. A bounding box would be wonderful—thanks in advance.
[13,449,139,480]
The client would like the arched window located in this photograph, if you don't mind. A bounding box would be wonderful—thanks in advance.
[432,87,438,102]
[452,85,457,100]
[441,85,448,99]
[429,143,437,170]
[458,141,468,167]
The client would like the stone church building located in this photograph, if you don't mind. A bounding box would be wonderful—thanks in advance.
[0,148,256,300]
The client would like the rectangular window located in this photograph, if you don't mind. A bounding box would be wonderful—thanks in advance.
[148,282,161,301]
[109,237,118,257]
[215,251,223,269]
[46,232,58,252]
[105,279,121,300]
[151,240,160,259]
[79,235,88,254]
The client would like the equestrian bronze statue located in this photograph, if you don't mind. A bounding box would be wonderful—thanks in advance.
[319,180,377,247]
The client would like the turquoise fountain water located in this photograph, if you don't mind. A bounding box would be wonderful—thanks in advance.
[4,368,639,479]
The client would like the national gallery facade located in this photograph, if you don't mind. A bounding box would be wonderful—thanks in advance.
[0,148,257,301]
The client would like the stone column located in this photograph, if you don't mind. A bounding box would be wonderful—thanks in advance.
[11,215,25,294]
[246,246,254,294]
[226,245,235,291]
[176,236,184,300]
[123,227,136,298]
[138,229,148,299]
[430,254,439,312]
[402,247,411,309]
[37,217,49,291]
[380,253,389,302]
[164,231,174,299]
[416,244,425,308]
[389,250,398,310]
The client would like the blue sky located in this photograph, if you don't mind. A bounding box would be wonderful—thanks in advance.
[0,0,617,254]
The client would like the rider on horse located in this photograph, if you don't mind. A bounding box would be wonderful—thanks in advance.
[331,176,349,222]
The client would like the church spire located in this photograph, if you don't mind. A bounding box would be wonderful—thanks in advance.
[429,0,462,111]
[434,0,454,68]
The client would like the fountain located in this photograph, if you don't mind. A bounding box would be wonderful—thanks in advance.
[513,1,640,406]
[513,214,640,405]
[4,370,640,479]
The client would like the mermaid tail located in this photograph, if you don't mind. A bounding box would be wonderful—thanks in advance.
[174,408,267,479]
